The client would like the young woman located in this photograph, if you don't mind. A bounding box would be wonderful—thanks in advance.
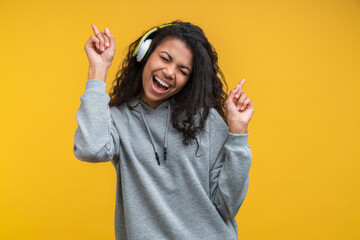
[73,20,254,240]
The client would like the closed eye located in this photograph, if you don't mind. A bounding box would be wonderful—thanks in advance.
[179,69,188,76]
[160,52,190,76]
[161,56,169,62]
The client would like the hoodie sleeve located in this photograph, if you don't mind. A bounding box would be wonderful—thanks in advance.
[208,109,252,221]
[73,79,120,163]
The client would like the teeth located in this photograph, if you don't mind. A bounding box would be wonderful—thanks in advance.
[154,76,169,88]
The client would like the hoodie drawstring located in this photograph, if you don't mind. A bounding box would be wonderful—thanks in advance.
[164,103,171,162]
[139,102,171,166]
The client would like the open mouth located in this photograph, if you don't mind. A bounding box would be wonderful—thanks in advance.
[152,75,170,94]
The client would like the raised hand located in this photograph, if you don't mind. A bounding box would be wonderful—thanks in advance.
[225,78,254,134]
[84,24,116,69]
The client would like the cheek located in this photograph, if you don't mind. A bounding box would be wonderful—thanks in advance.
[142,66,151,84]
[176,77,190,91]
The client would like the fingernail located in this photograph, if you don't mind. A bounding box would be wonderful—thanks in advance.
[101,46,105,51]
[105,42,109,47]
[241,105,244,110]
[237,105,241,110]
[105,28,110,33]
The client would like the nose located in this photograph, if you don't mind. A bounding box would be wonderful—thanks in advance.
[163,64,176,80]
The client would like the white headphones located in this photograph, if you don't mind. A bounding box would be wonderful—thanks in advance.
[132,23,173,62]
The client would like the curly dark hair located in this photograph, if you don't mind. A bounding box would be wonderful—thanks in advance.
[108,20,228,147]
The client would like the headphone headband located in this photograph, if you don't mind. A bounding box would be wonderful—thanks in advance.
[132,23,174,62]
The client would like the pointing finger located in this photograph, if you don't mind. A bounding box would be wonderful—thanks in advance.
[91,24,100,35]
[91,24,102,50]
[234,80,245,99]
[228,84,240,102]
[238,78,245,91]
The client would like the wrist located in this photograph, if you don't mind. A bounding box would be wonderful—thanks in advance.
[88,65,109,82]
[228,122,249,134]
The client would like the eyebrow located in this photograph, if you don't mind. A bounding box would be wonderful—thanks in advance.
[160,51,191,73]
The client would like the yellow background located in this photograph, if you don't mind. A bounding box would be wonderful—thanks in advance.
[1,0,359,239]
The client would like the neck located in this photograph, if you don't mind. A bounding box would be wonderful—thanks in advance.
[138,93,164,109]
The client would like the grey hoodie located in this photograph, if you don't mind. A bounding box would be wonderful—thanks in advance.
[73,79,252,240]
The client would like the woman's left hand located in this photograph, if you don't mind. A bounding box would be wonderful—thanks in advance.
[225,78,254,134]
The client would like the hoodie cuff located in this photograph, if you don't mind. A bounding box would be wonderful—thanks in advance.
[227,132,249,146]
[86,79,107,92]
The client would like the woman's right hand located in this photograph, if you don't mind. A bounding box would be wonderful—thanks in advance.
[84,24,116,69]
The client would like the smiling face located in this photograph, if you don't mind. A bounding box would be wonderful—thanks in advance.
[140,38,193,108]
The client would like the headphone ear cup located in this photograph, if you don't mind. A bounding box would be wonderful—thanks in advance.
[136,39,152,62]
[133,23,173,62]
[140,41,155,63]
